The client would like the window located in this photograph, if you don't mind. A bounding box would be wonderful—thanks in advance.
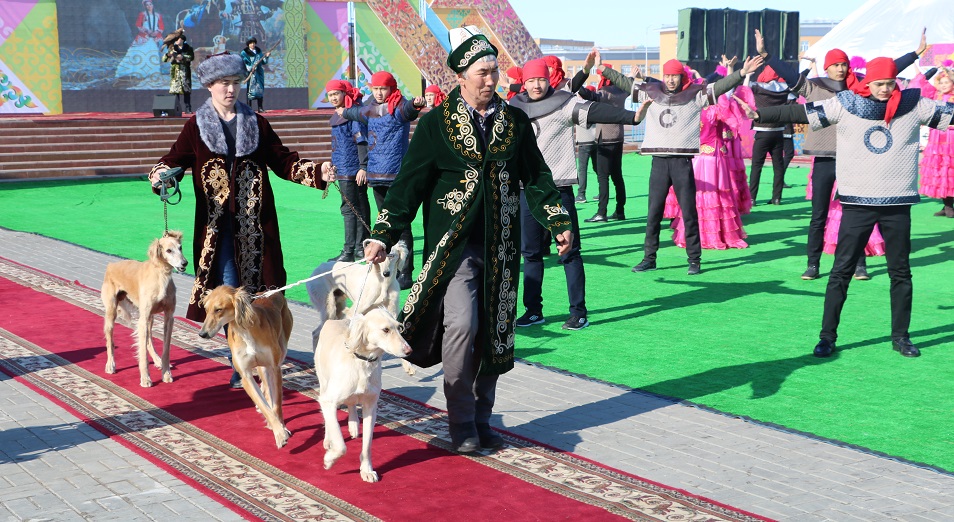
[649,64,660,75]
[621,64,632,75]
[800,40,809,53]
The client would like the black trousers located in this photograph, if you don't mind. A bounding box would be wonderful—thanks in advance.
[820,204,912,342]
[645,156,701,263]
[520,187,586,317]
[372,185,413,270]
[595,140,625,216]
[782,136,795,171]
[806,157,867,270]
[174,92,192,112]
[337,179,370,255]
[749,130,785,202]
[807,157,836,266]
[576,142,596,198]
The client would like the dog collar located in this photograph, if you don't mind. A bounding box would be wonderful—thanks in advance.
[353,351,378,362]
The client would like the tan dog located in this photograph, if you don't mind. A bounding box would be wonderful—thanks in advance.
[306,243,414,374]
[315,308,412,482]
[198,286,294,449]
[101,231,188,388]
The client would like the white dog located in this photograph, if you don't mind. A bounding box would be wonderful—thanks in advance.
[306,243,411,373]
[101,231,188,388]
[315,308,411,482]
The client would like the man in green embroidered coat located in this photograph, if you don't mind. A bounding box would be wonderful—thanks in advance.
[363,26,572,454]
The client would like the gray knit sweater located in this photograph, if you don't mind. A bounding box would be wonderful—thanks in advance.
[760,89,954,205]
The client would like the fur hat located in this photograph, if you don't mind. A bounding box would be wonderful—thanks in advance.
[196,53,246,86]
[447,25,497,74]
[163,28,186,46]
[246,36,258,46]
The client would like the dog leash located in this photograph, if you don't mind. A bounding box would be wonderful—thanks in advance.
[322,165,373,235]
[153,167,183,234]
[253,254,394,300]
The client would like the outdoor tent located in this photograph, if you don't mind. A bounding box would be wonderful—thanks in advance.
[805,0,954,78]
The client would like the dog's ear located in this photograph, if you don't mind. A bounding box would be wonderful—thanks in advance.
[233,287,255,328]
[163,230,183,242]
[149,238,162,261]
[347,313,368,350]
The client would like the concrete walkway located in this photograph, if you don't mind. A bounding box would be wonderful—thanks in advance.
[1,227,953,521]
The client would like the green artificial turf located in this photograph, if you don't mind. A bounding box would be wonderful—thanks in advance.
[2,155,954,471]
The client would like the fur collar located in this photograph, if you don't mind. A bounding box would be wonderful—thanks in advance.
[195,99,259,157]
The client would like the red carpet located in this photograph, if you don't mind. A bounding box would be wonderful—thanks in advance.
[0,256,771,521]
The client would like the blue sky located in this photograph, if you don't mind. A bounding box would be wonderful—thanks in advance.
[512,1,870,48]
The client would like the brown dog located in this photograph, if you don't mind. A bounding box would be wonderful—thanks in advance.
[198,285,294,449]
[101,231,188,388]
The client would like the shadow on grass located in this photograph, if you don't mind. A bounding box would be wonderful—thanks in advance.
[589,277,820,325]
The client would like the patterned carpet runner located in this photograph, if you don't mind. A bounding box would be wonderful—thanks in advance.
[0,256,771,522]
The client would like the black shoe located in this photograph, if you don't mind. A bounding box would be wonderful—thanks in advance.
[562,315,589,330]
[892,338,920,357]
[575,195,587,204]
[229,370,243,389]
[516,311,545,327]
[687,262,701,275]
[769,198,781,205]
[853,265,871,281]
[476,423,504,450]
[449,422,479,454]
[608,211,626,221]
[584,214,607,223]
[185,105,192,113]
[783,183,793,189]
[813,339,835,358]
[329,251,355,262]
[632,259,656,272]
[397,272,413,290]
[801,265,820,280]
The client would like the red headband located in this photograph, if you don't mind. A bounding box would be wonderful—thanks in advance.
[757,65,779,84]
[824,49,850,71]
[598,63,613,89]
[544,55,565,88]
[850,57,901,124]
[523,59,549,82]
[662,59,684,76]
[370,71,397,88]
[424,84,446,106]
[325,79,361,108]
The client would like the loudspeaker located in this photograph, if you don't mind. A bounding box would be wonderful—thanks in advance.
[761,9,783,58]
[153,94,181,118]
[724,9,747,59]
[688,60,717,78]
[705,9,726,61]
[746,11,762,59]
[781,11,800,61]
[677,8,707,62]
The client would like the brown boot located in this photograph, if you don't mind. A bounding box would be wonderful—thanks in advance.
[945,206,954,218]
[934,207,947,216]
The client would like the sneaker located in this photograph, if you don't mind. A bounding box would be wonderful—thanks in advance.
[632,259,656,272]
[575,195,587,204]
[687,262,701,275]
[853,265,871,281]
[562,315,589,330]
[229,369,243,389]
[516,311,545,327]
[801,265,820,280]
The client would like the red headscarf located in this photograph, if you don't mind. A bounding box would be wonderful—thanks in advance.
[523,59,549,82]
[506,66,522,100]
[662,59,691,90]
[598,63,613,89]
[325,79,361,108]
[757,65,780,84]
[850,57,901,124]
[370,71,403,115]
[424,84,446,106]
[823,48,861,90]
[543,55,565,88]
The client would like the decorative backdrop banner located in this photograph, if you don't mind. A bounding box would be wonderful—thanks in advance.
[0,0,59,114]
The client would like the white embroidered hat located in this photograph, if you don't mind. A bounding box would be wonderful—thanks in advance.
[447,25,497,73]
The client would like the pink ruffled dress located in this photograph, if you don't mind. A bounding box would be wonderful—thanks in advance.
[665,87,753,249]
[915,77,954,198]
[806,162,886,257]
